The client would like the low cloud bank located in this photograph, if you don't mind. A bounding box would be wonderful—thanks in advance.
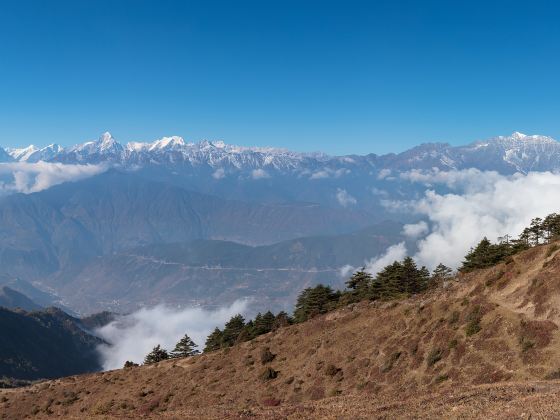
[0,162,106,194]
[339,170,560,278]
[399,170,560,269]
[405,170,560,268]
[95,300,249,370]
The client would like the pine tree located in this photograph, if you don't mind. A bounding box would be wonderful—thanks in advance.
[204,327,224,352]
[293,284,339,323]
[254,311,275,335]
[376,261,404,299]
[345,268,374,300]
[272,311,292,330]
[144,344,169,364]
[171,334,200,358]
[529,217,544,245]
[222,314,246,347]
[430,263,453,287]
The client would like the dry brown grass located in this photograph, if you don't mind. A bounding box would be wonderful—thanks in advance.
[6,242,560,418]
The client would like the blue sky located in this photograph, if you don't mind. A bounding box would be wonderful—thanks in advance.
[1,0,559,155]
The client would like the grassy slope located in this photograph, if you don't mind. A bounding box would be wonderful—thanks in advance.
[4,243,560,418]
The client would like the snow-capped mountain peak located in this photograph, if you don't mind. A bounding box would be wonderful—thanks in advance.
[3,131,560,175]
[7,145,38,161]
[148,136,185,151]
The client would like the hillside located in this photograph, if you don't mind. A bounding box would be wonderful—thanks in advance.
[48,221,405,313]
[0,170,373,280]
[0,307,103,381]
[0,286,41,311]
[5,242,560,417]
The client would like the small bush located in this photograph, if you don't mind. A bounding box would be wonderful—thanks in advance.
[435,374,449,383]
[325,364,341,377]
[520,337,535,352]
[260,347,276,364]
[327,388,342,397]
[123,361,139,368]
[465,306,482,336]
[260,367,278,381]
[381,351,401,373]
[465,320,481,336]
[448,338,458,349]
[426,349,442,367]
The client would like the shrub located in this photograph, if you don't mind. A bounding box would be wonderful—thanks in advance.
[325,364,341,377]
[426,349,442,366]
[435,374,449,383]
[465,320,481,336]
[381,351,401,372]
[260,367,278,381]
[260,347,276,364]
[123,361,139,368]
[465,306,482,337]
[448,338,458,349]
[520,337,535,352]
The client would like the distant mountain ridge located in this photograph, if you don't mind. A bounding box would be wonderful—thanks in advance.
[0,306,103,380]
[3,131,560,174]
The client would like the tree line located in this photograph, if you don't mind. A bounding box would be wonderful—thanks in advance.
[460,213,560,272]
[138,212,560,364]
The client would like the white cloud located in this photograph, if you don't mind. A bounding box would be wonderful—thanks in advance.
[96,300,249,370]
[364,242,407,275]
[251,169,270,179]
[309,168,349,180]
[403,221,429,238]
[338,264,355,278]
[377,168,392,180]
[310,170,330,179]
[212,168,225,179]
[396,170,560,269]
[336,188,357,207]
[0,162,107,194]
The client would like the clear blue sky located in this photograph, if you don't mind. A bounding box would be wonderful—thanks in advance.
[1,0,559,155]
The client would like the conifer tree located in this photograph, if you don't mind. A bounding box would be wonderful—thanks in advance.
[375,261,404,299]
[254,311,275,335]
[293,284,339,323]
[204,327,224,352]
[221,314,246,347]
[272,311,292,330]
[430,263,453,287]
[144,344,169,364]
[171,334,200,358]
[529,217,544,245]
[345,268,374,300]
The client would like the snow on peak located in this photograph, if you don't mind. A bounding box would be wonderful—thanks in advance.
[98,132,120,151]
[8,145,38,161]
[149,136,185,151]
[511,131,527,139]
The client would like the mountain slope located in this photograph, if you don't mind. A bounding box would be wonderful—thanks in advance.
[0,307,103,380]
[45,221,406,313]
[0,286,42,311]
[4,242,560,417]
[6,131,560,174]
[0,170,374,281]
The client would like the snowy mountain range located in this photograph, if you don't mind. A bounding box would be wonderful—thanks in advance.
[3,131,560,174]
